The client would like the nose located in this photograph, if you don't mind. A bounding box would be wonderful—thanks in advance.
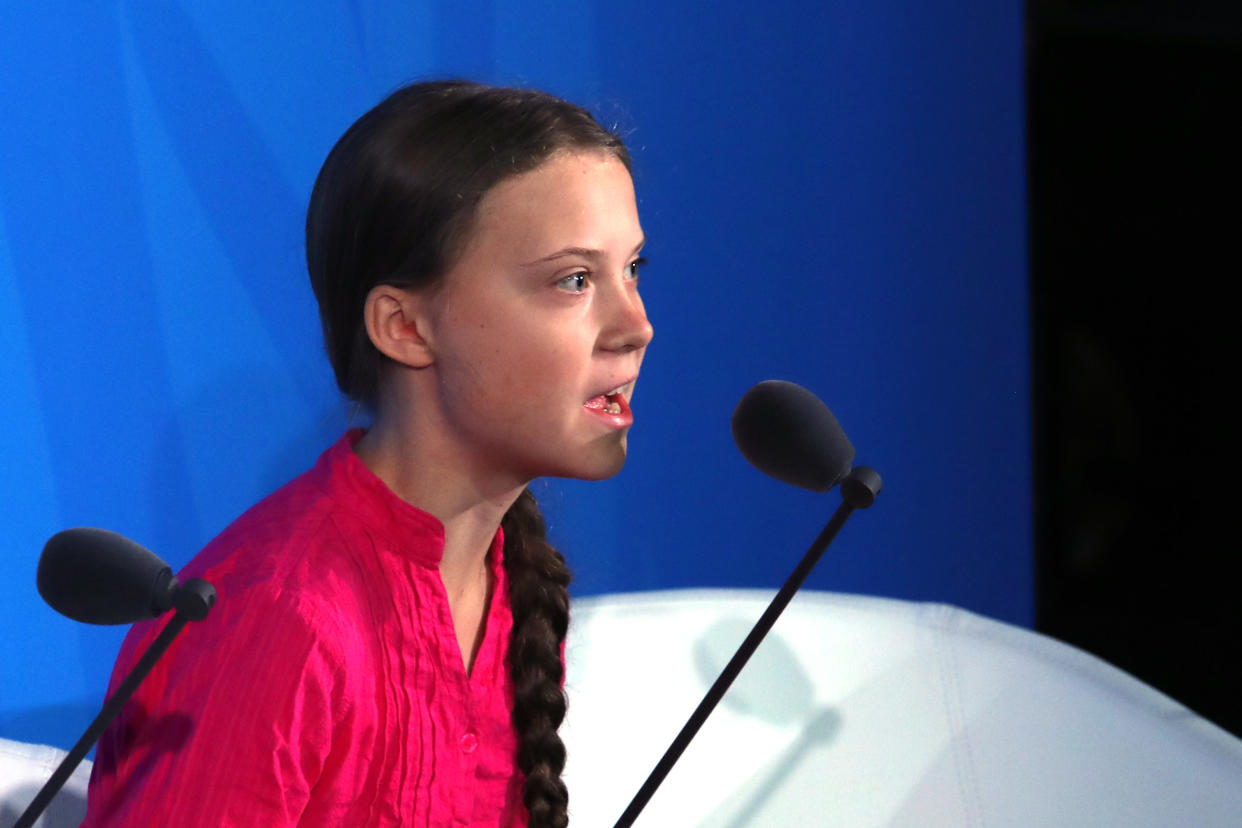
[598,282,654,354]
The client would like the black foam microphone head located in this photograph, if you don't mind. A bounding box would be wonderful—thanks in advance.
[731,380,855,492]
[37,528,178,625]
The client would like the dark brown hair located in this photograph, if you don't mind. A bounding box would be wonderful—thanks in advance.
[306,79,630,404]
[306,80,630,827]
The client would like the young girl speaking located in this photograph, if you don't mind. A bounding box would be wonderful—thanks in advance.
[82,80,653,827]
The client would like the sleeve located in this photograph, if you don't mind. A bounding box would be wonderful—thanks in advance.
[80,582,348,828]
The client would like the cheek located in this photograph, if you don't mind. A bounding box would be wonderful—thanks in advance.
[501,334,582,401]
[437,298,591,407]
[438,305,515,375]
[488,312,584,371]
[444,327,572,411]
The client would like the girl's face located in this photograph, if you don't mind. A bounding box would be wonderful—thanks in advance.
[419,149,653,487]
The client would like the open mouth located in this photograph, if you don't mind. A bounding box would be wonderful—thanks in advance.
[584,382,634,418]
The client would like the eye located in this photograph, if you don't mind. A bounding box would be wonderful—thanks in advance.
[556,272,589,293]
[627,257,649,281]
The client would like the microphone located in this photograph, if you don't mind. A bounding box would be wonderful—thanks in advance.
[615,381,882,827]
[38,528,178,625]
[731,379,854,492]
[16,532,216,828]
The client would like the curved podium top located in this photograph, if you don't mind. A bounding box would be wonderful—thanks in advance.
[561,589,1242,827]
[5,590,1239,827]
[0,738,90,828]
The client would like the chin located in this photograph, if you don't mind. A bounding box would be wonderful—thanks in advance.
[550,440,629,482]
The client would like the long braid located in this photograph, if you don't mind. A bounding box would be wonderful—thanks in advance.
[502,487,572,828]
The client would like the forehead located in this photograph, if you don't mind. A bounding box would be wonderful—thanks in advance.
[465,150,640,256]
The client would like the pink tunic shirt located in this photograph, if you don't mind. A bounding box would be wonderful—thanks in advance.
[82,431,527,826]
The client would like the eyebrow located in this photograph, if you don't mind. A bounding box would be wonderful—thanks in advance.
[521,237,646,267]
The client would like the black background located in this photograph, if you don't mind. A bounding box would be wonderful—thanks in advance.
[1028,0,1241,737]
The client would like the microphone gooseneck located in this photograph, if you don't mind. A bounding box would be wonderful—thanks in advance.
[616,380,882,827]
[17,530,216,828]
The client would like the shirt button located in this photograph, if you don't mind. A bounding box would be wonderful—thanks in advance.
[459,731,478,754]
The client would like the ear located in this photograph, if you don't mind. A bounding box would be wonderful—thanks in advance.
[363,284,435,369]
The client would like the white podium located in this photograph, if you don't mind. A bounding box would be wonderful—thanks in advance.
[562,590,1242,827]
[0,738,90,828]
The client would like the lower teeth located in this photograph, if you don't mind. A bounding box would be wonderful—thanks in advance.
[604,401,621,414]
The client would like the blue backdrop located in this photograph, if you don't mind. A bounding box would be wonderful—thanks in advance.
[0,0,1028,751]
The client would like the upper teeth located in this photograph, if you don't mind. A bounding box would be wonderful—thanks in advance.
[607,385,625,396]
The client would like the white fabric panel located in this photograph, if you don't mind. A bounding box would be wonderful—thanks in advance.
[562,590,1242,827]
[0,738,90,828]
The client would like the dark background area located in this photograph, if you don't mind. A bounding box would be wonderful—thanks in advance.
[1028,0,1242,737]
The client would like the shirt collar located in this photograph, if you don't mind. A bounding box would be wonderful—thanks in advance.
[315,429,505,570]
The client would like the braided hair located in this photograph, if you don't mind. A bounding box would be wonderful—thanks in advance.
[307,80,630,826]
[502,488,572,827]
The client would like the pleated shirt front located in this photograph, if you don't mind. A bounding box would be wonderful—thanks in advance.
[82,430,526,826]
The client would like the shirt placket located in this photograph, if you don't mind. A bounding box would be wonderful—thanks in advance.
[449,705,481,825]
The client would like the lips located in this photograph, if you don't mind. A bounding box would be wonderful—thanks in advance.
[584,384,627,414]
[584,380,636,424]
